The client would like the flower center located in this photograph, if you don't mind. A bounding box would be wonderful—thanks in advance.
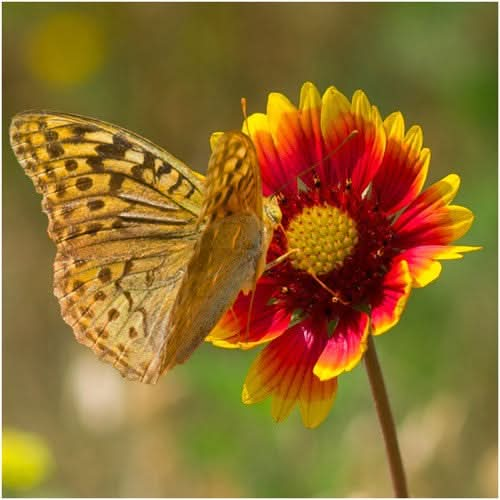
[286,204,359,275]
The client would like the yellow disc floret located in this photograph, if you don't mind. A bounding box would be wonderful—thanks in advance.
[286,204,358,275]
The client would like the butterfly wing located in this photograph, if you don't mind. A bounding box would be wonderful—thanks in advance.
[200,130,263,222]
[10,111,204,382]
[142,131,266,381]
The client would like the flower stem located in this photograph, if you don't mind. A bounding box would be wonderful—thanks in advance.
[364,335,409,497]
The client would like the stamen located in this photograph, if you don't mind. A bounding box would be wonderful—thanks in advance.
[285,204,359,275]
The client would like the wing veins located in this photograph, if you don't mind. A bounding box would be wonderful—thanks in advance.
[38,170,200,215]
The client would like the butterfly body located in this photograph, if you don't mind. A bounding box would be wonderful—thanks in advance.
[10,113,280,383]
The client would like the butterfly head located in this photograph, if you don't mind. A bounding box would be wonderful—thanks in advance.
[263,195,282,227]
[263,195,282,249]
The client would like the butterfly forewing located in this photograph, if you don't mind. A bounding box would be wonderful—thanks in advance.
[200,131,263,222]
[10,111,204,381]
[142,131,268,381]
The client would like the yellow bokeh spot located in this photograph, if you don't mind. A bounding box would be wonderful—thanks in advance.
[2,428,54,492]
[286,204,358,275]
[26,12,106,87]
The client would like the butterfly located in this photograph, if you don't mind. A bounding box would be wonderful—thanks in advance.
[9,111,281,383]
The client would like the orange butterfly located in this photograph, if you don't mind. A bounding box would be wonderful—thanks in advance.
[10,112,280,383]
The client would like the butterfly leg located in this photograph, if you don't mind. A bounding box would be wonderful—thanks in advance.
[309,272,350,305]
[264,248,298,272]
[243,284,257,345]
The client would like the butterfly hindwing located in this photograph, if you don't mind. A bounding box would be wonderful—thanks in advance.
[10,111,205,382]
[143,131,267,380]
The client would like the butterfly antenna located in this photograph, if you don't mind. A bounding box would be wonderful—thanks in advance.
[271,129,359,195]
[241,97,250,135]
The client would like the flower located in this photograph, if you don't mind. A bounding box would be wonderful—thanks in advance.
[2,428,54,493]
[207,82,480,428]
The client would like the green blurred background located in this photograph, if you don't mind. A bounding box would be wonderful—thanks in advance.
[3,2,497,497]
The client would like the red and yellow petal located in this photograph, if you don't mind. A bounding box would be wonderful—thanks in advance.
[266,92,312,182]
[246,83,386,197]
[393,174,475,247]
[298,82,325,170]
[371,259,412,335]
[393,173,458,232]
[245,83,325,194]
[400,205,475,248]
[313,310,370,381]
[242,317,337,428]
[320,87,386,194]
[206,278,291,349]
[371,112,430,214]
[244,112,288,196]
[397,244,482,288]
[298,366,338,429]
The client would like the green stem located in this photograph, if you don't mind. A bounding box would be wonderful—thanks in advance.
[364,335,409,497]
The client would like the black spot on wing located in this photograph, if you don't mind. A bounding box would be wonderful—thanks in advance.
[131,164,144,179]
[72,124,100,137]
[76,177,93,191]
[87,199,105,211]
[222,185,234,205]
[47,142,65,159]
[234,158,244,171]
[167,172,183,194]
[142,150,155,169]
[44,130,59,142]
[158,162,172,176]
[65,159,78,171]
[109,173,125,192]
[185,183,196,199]
[87,156,104,172]
[95,133,132,158]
